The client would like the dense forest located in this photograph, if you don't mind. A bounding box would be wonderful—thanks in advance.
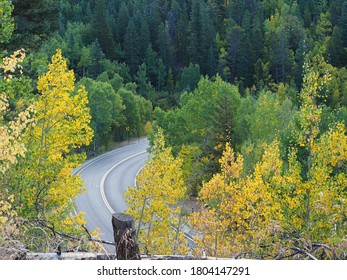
[1,0,347,259]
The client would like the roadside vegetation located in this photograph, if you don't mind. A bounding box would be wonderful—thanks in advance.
[1,0,347,259]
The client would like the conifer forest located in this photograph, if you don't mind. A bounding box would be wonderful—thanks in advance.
[1,0,347,259]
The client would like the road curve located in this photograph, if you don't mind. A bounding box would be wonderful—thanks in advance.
[74,139,149,251]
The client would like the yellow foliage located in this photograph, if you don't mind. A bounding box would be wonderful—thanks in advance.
[125,129,187,255]
[1,49,34,173]
[190,141,284,257]
[190,118,347,257]
[11,49,93,231]
[189,56,347,258]
[1,48,25,81]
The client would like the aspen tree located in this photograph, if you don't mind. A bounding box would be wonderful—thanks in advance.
[125,129,187,255]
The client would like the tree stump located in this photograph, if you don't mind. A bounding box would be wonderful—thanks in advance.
[112,213,141,260]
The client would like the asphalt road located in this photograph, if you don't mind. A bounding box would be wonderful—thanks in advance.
[74,139,149,252]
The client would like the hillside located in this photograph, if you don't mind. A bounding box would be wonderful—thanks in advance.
[1,0,347,260]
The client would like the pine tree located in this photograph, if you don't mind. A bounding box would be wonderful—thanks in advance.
[264,9,295,84]
[172,1,189,66]
[166,67,175,93]
[144,44,160,86]
[226,22,244,83]
[92,0,117,59]
[157,22,173,69]
[124,18,141,76]
[340,1,347,47]
[327,26,346,67]
[188,0,202,66]
[88,40,105,78]
[207,45,218,78]
[188,0,216,74]
[9,0,60,51]
[116,2,130,44]
[135,63,152,98]
[139,14,150,55]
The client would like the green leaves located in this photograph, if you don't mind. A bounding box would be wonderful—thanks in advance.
[0,0,14,44]
[189,55,347,258]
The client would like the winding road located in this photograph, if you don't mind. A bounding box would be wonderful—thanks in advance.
[74,138,149,252]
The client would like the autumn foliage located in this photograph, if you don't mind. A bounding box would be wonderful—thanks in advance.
[1,48,95,253]
[125,129,188,255]
[189,57,347,259]
[17,50,93,230]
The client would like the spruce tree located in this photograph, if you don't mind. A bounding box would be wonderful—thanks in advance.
[10,0,60,51]
[124,18,141,76]
[117,2,130,44]
[88,40,106,78]
[92,0,117,59]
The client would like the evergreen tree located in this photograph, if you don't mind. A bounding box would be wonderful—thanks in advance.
[144,44,160,86]
[92,0,117,59]
[207,45,218,78]
[327,26,346,67]
[264,9,295,84]
[157,58,167,92]
[124,18,141,76]
[188,0,216,74]
[116,1,130,44]
[166,67,175,93]
[172,1,189,67]
[9,0,60,51]
[188,0,203,66]
[340,1,347,47]
[135,63,153,99]
[157,22,173,68]
[226,22,244,83]
[239,10,256,87]
[139,14,150,55]
[88,40,105,78]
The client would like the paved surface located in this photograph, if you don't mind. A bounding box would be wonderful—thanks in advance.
[74,139,149,252]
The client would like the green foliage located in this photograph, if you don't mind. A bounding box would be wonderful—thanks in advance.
[92,0,117,59]
[78,78,126,150]
[189,55,347,259]
[154,76,241,185]
[8,0,347,110]
[176,63,201,92]
[9,0,60,51]
[118,84,152,139]
[124,19,141,76]
[3,0,347,259]
[0,0,14,45]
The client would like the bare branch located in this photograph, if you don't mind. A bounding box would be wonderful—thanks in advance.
[312,243,338,260]
[288,247,318,260]
[36,220,115,246]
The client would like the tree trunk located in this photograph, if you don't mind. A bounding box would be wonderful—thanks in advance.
[112,213,141,260]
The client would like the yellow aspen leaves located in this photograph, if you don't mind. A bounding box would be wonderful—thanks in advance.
[1,48,25,81]
[125,128,187,255]
[190,141,284,257]
[1,49,33,173]
[189,56,347,258]
[13,49,93,231]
